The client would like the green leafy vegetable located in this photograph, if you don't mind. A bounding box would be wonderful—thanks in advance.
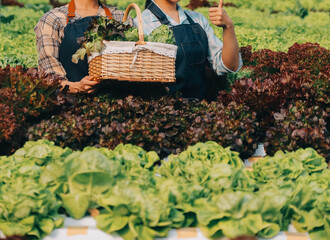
[157,141,244,181]
[96,181,175,240]
[47,148,122,219]
[13,139,72,166]
[0,140,329,239]
[252,148,327,184]
[124,27,140,42]
[113,143,159,171]
[146,24,175,45]
[0,177,63,238]
[195,191,282,239]
[72,16,175,63]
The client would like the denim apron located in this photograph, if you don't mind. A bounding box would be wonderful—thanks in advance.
[59,0,112,82]
[147,2,209,99]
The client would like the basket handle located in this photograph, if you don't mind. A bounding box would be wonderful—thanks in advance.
[123,3,146,45]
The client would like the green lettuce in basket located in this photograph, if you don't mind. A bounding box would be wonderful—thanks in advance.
[72,16,175,63]
[146,24,175,45]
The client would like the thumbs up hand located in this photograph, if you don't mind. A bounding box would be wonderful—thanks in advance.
[209,0,233,29]
[219,0,223,8]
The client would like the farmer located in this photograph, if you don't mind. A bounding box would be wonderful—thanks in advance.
[35,0,133,93]
[140,0,242,99]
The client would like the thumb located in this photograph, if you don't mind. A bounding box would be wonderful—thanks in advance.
[218,0,223,8]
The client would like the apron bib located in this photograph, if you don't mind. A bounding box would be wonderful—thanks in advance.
[147,2,209,99]
[59,0,112,82]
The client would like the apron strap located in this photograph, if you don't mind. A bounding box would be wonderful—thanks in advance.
[148,1,196,26]
[184,11,195,25]
[67,0,113,24]
[147,1,171,25]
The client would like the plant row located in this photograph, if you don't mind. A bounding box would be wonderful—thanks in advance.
[1,43,328,161]
[218,0,330,13]
[0,140,328,239]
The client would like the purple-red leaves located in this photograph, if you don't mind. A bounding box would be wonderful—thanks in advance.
[1,43,328,160]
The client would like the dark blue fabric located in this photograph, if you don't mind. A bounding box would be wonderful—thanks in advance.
[145,0,152,9]
[59,17,97,82]
[147,2,209,99]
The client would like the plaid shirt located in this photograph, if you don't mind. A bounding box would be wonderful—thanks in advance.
[135,1,243,75]
[34,5,131,79]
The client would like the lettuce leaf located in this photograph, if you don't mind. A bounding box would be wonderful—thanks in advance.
[0,177,63,238]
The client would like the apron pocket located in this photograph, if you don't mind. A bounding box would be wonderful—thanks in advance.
[181,41,206,65]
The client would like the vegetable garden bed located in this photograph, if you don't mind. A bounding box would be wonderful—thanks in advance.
[0,1,329,240]
[1,42,328,161]
[0,140,328,240]
[23,216,313,240]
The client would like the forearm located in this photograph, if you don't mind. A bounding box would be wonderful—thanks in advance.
[208,6,240,72]
[221,25,240,71]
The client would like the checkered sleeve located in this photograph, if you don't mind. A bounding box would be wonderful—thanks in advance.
[34,6,132,80]
[34,10,67,79]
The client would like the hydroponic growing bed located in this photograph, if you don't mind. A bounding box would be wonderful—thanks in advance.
[0,1,329,240]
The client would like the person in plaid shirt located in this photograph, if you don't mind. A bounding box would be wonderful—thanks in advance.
[35,0,132,93]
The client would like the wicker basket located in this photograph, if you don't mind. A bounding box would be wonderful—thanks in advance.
[88,3,176,83]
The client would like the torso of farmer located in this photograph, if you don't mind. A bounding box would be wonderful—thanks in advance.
[143,1,210,99]
[62,0,209,98]
[59,0,113,83]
